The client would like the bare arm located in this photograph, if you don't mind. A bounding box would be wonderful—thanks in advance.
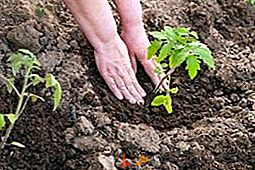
[64,0,146,104]
[114,0,144,32]
[64,0,118,51]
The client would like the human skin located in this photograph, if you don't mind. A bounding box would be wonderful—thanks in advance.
[64,0,166,104]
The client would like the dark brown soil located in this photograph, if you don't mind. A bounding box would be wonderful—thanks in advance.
[0,0,255,169]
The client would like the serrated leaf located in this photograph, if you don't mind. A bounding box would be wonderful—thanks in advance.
[8,53,23,76]
[5,78,15,93]
[156,43,171,63]
[169,87,179,94]
[11,141,25,148]
[149,31,167,40]
[186,55,200,79]
[151,95,166,106]
[193,47,215,69]
[147,40,162,60]
[31,74,44,86]
[6,113,16,124]
[163,95,172,113]
[53,82,62,111]
[0,114,5,130]
[45,73,57,88]
[169,49,188,68]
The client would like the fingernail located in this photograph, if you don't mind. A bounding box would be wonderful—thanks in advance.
[141,91,146,97]
[129,98,136,104]
[116,94,123,100]
[137,100,144,106]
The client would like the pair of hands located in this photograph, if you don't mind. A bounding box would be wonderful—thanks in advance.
[94,28,167,104]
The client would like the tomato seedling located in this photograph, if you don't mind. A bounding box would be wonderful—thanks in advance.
[0,49,62,149]
[147,26,215,113]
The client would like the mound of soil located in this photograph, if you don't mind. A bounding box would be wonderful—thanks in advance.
[0,0,255,169]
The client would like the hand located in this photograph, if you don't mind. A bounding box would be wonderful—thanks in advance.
[94,34,146,104]
[121,27,168,90]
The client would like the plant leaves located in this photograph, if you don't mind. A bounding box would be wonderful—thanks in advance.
[151,95,166,106]
[186,55,200,80]
[53,82,62,111]
[163,95,172,113]
[156,43,171,63]
[11,141,25,148]
[169,49,188,68]
[5,78,15,93]
[193,47,215,69]
[0,114,5,130]
[161,63,168,68]
[45,73,57,88]
[8,53,23,76]
[31,74,44,86]
[149,31,166,40]
[169,87,179,94]
[147,40,162,60]
[6,113,16,124]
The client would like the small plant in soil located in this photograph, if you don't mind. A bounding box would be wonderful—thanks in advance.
[0,49,62,149]
[148,26,215,113]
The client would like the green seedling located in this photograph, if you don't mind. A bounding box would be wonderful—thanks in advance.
[147,26,215,113]
[0,49,62,149]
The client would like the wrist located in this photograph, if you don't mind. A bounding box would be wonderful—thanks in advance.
[122,21,145,34]
[94,33,121,54]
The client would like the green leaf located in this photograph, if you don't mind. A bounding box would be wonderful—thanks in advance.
[163,95,172,113]
[161,63,168,68]
[53,82,62,111]
[156,43,171,63]
[169,49,188,68]
[174,27,190,36]
[153,66,162,75]
[186,55,200,80]
[11,141,25,148]
[151,95,166,106]
[6,113,16,124]
[45,73,57,88]
[169,87,179,94]
[147,40,162,60]
[5,78,15,93]
[194,47,215,69]
[8,53,23,76]
[0,114,6,130]
[149,31,167,40]
[30,74,44,86]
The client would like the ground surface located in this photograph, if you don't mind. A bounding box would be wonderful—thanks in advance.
[0,0,255,169]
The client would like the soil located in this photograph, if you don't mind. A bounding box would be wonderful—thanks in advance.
[0,0,255,169]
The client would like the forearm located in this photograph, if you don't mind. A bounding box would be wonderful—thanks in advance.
[64,0,118,50]
[114,0,144,32]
